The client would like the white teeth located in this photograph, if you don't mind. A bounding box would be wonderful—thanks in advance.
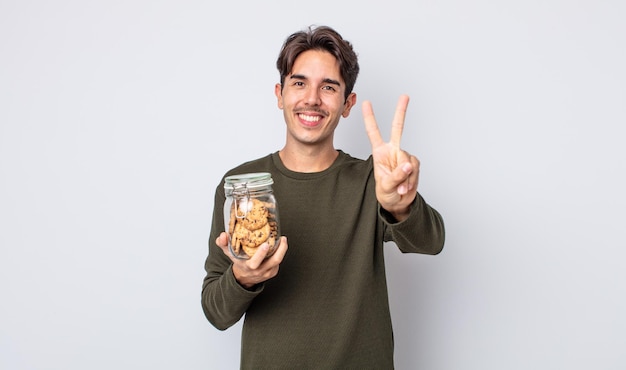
[299,114,321,122]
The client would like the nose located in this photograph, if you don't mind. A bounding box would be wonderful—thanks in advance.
[304,87,321,106]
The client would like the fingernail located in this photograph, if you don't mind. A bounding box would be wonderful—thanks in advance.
[402,163,412,173]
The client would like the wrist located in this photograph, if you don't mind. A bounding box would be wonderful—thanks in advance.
[380,205,410,223]
[231,266,257,290]
[389,208,410,222]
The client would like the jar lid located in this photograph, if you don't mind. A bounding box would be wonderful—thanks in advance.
[224,172,274,190]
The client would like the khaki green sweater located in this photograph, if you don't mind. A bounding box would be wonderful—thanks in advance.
[202,151,445,369]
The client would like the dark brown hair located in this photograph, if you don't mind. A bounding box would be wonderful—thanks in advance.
[276,25,360,101]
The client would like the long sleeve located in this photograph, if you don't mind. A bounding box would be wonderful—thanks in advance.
[380,192,445,255]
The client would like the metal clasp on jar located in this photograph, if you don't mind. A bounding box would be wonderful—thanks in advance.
[232,183,251,219]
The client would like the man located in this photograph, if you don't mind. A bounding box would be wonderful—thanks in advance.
[201,25,445,369]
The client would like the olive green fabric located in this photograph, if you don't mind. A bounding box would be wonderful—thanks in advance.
[202,151,445,369]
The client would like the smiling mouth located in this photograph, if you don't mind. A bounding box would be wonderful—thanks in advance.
[298,113,322,123]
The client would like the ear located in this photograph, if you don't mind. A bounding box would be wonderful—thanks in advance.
[341,92,357,118]
[274,83,284,109]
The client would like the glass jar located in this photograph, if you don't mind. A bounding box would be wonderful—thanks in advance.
[224,172,280,259]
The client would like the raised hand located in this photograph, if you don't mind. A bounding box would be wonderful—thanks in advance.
[362,95,420,221]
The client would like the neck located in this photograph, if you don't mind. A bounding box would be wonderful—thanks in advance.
[278,146,339,173]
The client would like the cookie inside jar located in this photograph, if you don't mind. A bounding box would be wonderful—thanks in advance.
[223,173,280,259]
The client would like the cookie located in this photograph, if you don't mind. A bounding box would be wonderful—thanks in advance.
[239,199,269,231]
[228,198,279,259]
[239,223,270,255]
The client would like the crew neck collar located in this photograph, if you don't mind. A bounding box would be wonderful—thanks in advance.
[271,150,347,179]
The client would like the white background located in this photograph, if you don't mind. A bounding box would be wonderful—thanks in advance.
[1,1,625,369]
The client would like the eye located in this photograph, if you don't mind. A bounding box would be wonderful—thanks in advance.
[293,81,305,87]
[322,85,336,91]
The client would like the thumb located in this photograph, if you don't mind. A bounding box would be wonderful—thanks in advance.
[381,161,412,192]
[247,242,270,268]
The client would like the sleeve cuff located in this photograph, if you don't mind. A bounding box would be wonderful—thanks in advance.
[225,264,265,295]
[378,194,421,226]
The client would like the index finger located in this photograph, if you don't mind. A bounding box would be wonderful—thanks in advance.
[362,100,384,148]
[390,95,410,146]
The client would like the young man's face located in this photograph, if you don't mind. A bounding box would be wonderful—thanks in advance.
[275,49,356,149]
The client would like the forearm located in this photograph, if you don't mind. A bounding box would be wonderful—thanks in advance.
[201,256,262,330]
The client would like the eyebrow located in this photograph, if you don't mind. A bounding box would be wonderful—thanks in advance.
[289,74,342,87]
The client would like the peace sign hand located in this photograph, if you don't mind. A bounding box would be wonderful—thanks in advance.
[363,95,420,221]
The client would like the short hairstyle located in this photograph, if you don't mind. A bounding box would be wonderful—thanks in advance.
[276,25,360,101]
